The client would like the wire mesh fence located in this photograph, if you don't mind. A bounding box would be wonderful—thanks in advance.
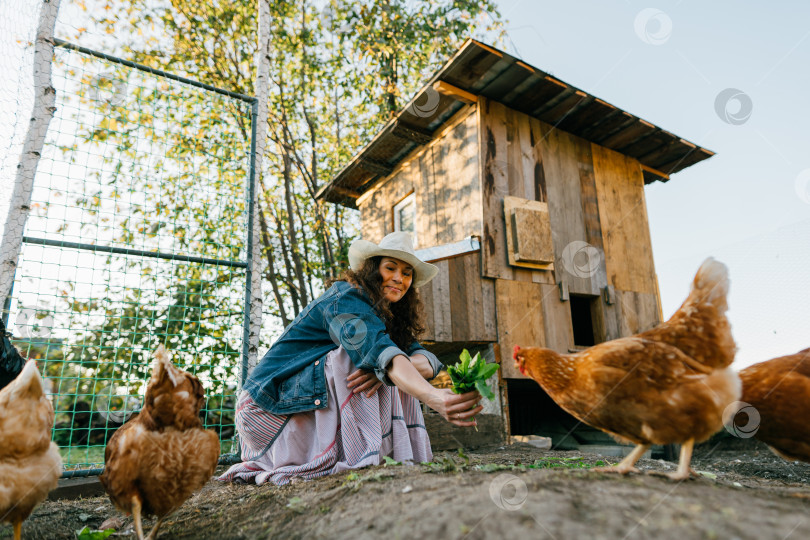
[0,0,39,224]
[3,32,257,473]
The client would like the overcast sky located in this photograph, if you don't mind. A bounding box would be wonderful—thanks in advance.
[2,1,808,368]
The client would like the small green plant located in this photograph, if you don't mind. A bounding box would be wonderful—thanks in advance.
[423,449,471,473]
[75,527,115,540]
[286,496,307,513]
[474,463,513,473]
[383,456,400,466]
[341,470,394,491]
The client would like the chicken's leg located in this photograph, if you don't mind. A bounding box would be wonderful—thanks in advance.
[659,439,698,480]
[593,444,649,474]
[131,495,145,540]
[145,516,165,540]
[13,519,21,540]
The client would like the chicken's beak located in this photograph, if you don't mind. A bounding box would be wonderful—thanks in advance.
[513,345,526,375]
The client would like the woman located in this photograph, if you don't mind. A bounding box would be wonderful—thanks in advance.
[220,232,483,485]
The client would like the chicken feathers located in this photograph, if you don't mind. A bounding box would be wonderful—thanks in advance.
[99,346,220,540]
[0,360,62,540]
[738,348,810,463]
[514,258,741,479]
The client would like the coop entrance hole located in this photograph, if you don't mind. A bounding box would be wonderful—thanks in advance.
[569,294,599,347]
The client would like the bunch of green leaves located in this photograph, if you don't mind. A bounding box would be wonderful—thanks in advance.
[447,349,498,400]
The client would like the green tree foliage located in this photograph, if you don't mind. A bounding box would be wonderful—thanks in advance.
[42,0,503,439]
[61,0,502,330]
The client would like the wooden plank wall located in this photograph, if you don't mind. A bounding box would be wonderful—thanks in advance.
[479,98,514,282]
[591,144,658,295]
[359,108,480,250]
[359,165,413,244]
[417,251,497,344]
[479,96,605,294]
[495,279,546,378]
[494,280,575,380]
[617,290,661,335]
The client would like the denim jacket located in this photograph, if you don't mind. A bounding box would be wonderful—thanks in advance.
[244,280,443,415]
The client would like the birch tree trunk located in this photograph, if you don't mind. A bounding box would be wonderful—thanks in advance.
[0,0,61,315]
[243,0,272,376]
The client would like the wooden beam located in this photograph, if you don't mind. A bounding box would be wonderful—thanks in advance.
[599,120,655,149]
[48,477,105,501]
[416,236,481,263]
[594,98,616,110]
[359,157,394,176]
[532,87,575,116]
[544,75,568,89]
[432,81,477,104]
[322,184,360,200]
[541,92,591,125]
[473,41,504,57]
[391,122,434,145]
[639,163,670,181]
[679,138,697,148]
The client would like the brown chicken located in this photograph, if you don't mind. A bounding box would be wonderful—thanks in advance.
[738,348,810,463]
[100,346,220,540]
[514,258,740,480]
[0,360,62,540]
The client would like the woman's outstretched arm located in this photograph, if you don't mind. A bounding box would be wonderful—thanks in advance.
[347,353,433,397]
[409,353,434,379]
[387,355,483,427]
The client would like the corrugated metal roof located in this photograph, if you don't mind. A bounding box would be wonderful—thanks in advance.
[318,39,715,208]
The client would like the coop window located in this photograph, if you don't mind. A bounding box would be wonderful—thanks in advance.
[393,193,416,242]
[569,294,597,347]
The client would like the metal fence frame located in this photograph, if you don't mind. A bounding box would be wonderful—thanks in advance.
[4,39,258,477]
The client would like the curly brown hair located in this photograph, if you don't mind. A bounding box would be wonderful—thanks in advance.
[327,256,425,349]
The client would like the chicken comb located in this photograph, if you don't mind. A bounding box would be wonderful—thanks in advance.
[513,345,521,360]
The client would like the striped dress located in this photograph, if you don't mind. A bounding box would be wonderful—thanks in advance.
[218,346,432,485]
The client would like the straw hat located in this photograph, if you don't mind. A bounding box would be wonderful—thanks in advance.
[348,232,438,288]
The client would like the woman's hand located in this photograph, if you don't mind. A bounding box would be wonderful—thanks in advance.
[347,368,384,397]
[386,355,481,427]
[410,353,434,379]
[423,388,483,427]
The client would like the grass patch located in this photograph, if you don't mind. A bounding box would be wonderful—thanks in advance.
[526,457,607,469]
[59,439,235,470]
[473,456,611,473]
[60,445,106,469]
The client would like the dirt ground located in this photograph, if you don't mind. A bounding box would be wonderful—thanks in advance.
[3,438,809,540]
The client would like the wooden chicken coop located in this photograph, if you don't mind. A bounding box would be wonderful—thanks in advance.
[317,39,714,452]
